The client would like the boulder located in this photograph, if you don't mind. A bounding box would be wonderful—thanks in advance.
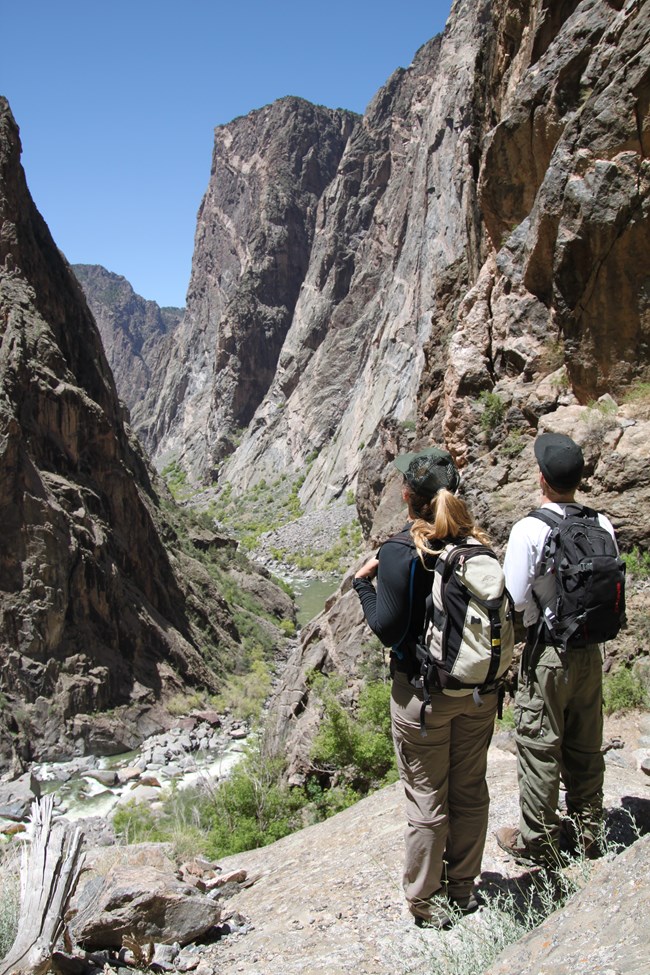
[0,770,41,820]
[69,844,222,949]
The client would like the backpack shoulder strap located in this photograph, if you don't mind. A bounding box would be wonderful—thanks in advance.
[528,507,565,529]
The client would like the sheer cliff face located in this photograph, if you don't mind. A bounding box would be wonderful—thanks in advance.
[224,16,484,504]
[72,264,183,433]
[0,100,237,768]
[146,97,357,480]
[218,0,649,515]
[443,0,650,463]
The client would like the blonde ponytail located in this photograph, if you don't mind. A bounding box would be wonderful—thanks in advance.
[407,488,491,568]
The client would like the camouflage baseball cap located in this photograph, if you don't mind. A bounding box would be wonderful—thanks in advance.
[394,446,460,497]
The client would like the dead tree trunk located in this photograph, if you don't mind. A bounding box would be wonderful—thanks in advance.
[0,796,84,975]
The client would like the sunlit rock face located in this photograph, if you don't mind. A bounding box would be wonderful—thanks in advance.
[222,0,649,516]
[0,98,239,770]
[247,0,650,778]
[144,96,357,482]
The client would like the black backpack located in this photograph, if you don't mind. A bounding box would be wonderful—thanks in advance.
[529,503,626,649]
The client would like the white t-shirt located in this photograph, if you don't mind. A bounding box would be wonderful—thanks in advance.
[503,503,618,628]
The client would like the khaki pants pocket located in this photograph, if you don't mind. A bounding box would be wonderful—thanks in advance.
[514,695,545,742]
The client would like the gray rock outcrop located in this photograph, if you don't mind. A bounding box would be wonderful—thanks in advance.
[70,844,221,949]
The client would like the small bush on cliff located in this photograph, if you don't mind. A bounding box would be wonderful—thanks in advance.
[623,380,650,406]
[500,429,527,457]
[478,391,505,433]
[310,676,397,793]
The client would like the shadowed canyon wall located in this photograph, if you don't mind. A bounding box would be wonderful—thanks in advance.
[0,98,259,770]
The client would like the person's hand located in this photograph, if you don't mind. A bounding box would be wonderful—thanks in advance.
[355,557,379,580]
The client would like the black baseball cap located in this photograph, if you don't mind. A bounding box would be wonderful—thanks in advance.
[394,446,460,497]
[534,433,584,490]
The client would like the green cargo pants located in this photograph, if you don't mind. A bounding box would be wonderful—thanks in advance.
[514,644,604,854]
[390,671,498,920]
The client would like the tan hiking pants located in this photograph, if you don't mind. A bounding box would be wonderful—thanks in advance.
[515,644,604,852]
[390,671,498,918]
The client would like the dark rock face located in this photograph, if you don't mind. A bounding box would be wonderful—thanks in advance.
[0,99,240,769]
[145,97,357,479]
[72,264,183,432]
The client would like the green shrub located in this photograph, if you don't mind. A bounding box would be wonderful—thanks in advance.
[204,746,305,858]
[161,459,191,500]
[166,691,206,716]
[603,667,648,715]
[212,659,273,723]
[478,391,505,432]
[311,678,397,791]
[500,429,527,457]
[622,547,650,580]
[622,380,650,406]
[113,800,165,844]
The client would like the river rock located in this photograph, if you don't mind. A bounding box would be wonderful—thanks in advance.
[0,770,41,820]
[86,770,118,788]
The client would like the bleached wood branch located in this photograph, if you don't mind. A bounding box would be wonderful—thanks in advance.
[0,796,84,975]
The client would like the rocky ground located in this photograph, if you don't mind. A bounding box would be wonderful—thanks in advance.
[156,711,650,975]
[50,712,650,975]
[2,707,649,975]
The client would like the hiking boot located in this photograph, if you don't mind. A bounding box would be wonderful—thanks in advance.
[449,891,481,915]
[560,819,604,860]
[494,826,561,868]
[414,913,453,930]
[411,893,454,930]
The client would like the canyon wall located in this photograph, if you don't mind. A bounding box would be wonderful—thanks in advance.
[144,97,357,480]
[223,0,649,517]
[72,263,183,433]
[256,0,650,777]
[16,0,649,777]
[0,98,272,770]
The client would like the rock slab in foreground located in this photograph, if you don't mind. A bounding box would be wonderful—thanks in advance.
[484,833,650,975]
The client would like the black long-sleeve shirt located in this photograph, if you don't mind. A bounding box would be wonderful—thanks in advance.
[353,527,436,652]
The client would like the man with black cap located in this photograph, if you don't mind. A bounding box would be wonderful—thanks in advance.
[496,432,618,865]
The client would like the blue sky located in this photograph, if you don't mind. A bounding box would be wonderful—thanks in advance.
[3,1,453,308]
